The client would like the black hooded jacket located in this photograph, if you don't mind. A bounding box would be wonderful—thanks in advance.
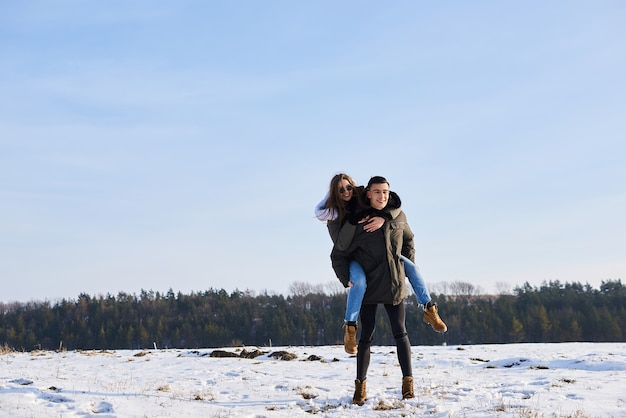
[330,191,415,305]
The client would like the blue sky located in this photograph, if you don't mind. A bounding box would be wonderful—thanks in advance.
[1,1,625,303]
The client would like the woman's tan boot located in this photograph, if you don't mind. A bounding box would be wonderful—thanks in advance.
[423,302,447,333]
[352,379,366,405]
[402,376,415,399]
[344,323,358,354]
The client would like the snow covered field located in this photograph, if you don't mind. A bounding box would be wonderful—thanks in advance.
[1,343,625,417]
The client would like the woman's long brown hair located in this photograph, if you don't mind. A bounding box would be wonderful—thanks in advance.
[321,173,357,223]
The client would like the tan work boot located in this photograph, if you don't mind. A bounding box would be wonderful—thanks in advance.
[402,376,415,400]
[423,302,447,333]
[344,323,358,354]
[352,379,367,405]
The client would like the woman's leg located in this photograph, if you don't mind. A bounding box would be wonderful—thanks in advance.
[356,304,377,382]
[401,255,447,332]
[345,261,366,323]
[400,255,431,306]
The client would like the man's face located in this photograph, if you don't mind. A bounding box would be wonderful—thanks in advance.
[366,182,389,210]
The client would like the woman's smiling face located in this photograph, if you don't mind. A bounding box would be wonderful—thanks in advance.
[337,179,354,202]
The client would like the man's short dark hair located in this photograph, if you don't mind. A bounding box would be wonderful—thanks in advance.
[366,176,389,190]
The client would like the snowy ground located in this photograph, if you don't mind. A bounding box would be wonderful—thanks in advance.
[1,343,625,417]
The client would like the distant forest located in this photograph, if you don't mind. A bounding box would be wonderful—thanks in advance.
[1,279,624,351]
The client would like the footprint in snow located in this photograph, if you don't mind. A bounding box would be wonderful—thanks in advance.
[91,401,114,413]
[10,378,33,385]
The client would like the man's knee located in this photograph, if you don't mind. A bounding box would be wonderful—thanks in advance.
[358,338,373,346]
[393,332,408,340]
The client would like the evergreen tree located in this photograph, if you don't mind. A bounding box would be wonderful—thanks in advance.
[1,280,624,350]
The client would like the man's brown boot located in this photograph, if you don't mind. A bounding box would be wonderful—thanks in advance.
[423,302,447,333]
[402,376,415,400]
[344,323,358,354]
[352,379,367,405]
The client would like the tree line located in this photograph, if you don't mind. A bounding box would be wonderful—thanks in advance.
[0,279,623,351]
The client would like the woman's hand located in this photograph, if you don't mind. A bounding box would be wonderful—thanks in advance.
[361,216,385,232]
[347,281,354,287]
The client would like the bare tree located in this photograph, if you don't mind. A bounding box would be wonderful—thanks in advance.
[288,281,325,297]
[450,281,483,298]
[495,281,512,295]
[429,281,450,296]
[289,281,312,297]
[324,281,345,296]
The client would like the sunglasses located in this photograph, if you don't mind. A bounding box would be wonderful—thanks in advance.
[339,185,354,194]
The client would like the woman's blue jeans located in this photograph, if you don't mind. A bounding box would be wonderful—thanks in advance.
[401,255,431,306]
[344,256,431,323]
[345,261,367,322]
